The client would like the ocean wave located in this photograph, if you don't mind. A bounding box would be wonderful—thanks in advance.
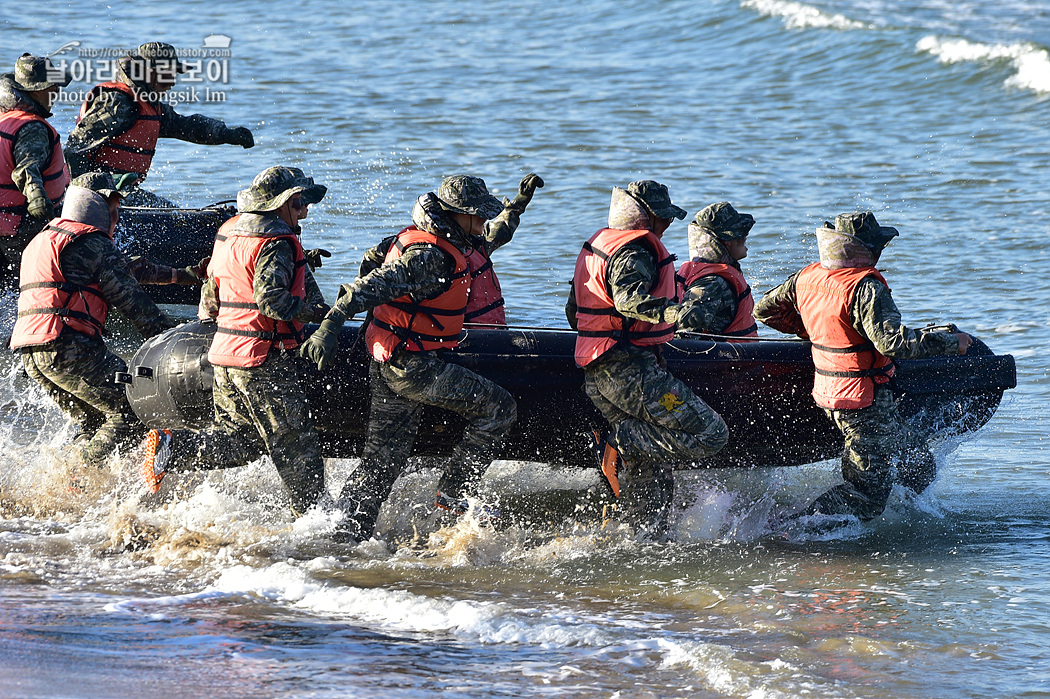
[917,35,1050,93]
[741,0,866,30]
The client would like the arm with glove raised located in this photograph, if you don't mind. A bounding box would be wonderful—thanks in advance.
[481,173,544,255]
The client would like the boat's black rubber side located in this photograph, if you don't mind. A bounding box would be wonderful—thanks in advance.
[123,322,1015,470]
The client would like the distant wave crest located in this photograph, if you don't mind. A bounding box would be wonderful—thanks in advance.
[741,0,866,30]
[917,35,1050,93]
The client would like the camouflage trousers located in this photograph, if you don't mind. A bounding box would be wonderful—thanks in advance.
[172,351,325,515]
[806,385,937,521]
[584,346,729,532]
[338,349,516,541]
[21,332,143,466]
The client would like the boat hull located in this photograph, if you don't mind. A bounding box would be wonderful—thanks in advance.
[122,322,1016,469]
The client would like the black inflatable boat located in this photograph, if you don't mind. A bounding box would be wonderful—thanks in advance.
[120,322,1016,470]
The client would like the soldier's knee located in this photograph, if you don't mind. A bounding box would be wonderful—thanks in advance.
[704,412,730,452]
[491,387,517,432]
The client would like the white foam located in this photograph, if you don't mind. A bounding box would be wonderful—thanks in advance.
[917,35,1050,94]
[741,0,866,30]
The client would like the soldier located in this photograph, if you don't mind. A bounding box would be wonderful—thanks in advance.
[677,202,758,339]
[65,42,254,204]
[0,54,72,277]
[138,167,330,517]
[566,181,729,536]
[754,212,972,521]
[8,172,189,467]
[298,178,526,542]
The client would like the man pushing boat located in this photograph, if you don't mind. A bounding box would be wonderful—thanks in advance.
[566,180,730,537]
[299,174,543,542]
[755,212,972,522]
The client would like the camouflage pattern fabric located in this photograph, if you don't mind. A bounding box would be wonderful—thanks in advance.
[754,274,959,359]
[21,333,142,466]
[65,67,238,178]
[200,236,327,323]
[584,345,729,533]
[805,385,936,521]
[565,242,677,330]
[58,232,174,339]
[690,202,755,242]
[435,175,503,219]
[175,353,326,514]
[681,228,743,335]
[337,350,516,541]
[680,274,737,335]
[412,189,523,259]
[330,241,456,320]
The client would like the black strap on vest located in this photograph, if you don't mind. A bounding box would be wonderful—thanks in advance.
[19,280,105,299]
[103,142,156,156]
[723,322,759,337]
[470,257,493,279]
[464,297,505,321]
[813,364,894,379]
[370,316,461,346]
[811,340,875,354]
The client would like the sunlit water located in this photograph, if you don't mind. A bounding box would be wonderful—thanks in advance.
[1,0,1048,696]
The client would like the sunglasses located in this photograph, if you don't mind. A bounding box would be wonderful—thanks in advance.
[289,197,306,210]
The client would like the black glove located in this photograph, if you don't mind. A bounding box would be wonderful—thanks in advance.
[506,173,544,213]
[300,309,348,372]
[178,257,210,286]
[304,248,331,270]
[25,186,54,221]
[227,126,254,149]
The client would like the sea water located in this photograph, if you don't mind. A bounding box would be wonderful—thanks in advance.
[0,0,1048,696]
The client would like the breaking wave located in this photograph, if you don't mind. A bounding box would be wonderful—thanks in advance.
[917,35,1050,93]
[741,0,866,31]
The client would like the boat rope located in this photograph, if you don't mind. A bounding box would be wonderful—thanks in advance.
[464,322,810,344]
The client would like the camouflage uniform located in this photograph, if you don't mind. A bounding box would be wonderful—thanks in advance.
[755,213,961,520]
[172,170,328,514]
[0,58,70,276]
[17,175,175,465]
[566,182,729,533]
[65,43,253,180]
[679,202,757,335]
[301,177,522,541]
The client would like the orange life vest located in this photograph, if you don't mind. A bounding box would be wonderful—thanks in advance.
[10,218,110,349]
[677,260,758,338]
[365,226,470,362]
[572,228,679,368]
[0,110,69,236]
[77,81,161,175]
[463,241,506,326]
[207,214,307,368]
[795,262,896,410]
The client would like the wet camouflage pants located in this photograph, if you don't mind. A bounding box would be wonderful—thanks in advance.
[21,333,143,466]
[173,351,325,515]
[338,349,516,540]
[584,346,729,531]
[806,385,937,521]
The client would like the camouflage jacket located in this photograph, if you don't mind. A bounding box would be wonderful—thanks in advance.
[65,73,235,178]
[200,236,327,324]
[0,75,55,203]
[753,271,959,359]
[474,204,522,257]
[332,239,455,320]
[565,242,674,329]
[681,262,743,335]
[61,232,173,339]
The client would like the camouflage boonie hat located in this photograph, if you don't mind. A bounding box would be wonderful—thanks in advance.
[436,175,503,220]
[70,172,126,199]
[626,180,687,221]
[237,166,327,213]
[834,211,898,251]
[12,53,71,90]
[132,42,186,73]
[692,201,755,241]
